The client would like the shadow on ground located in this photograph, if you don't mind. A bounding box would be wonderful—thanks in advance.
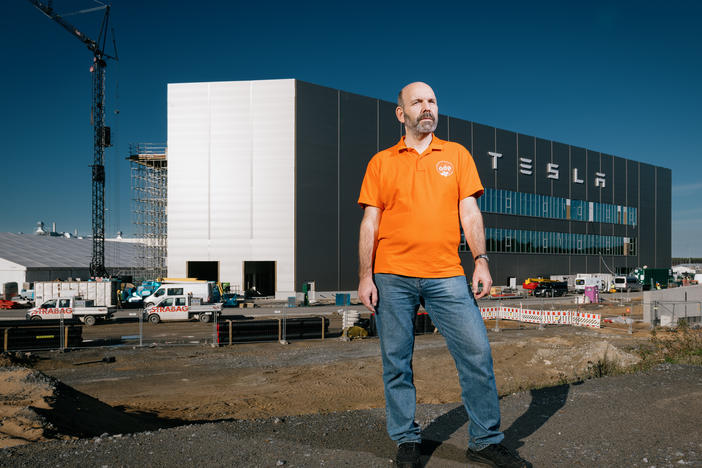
[31,367,571,465]
[418,383,570,465]
[34,380,199,439]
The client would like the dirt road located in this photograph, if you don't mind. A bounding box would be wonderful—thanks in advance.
[2,364,700,467]
[0,301,668,454]
[30,317,647,424]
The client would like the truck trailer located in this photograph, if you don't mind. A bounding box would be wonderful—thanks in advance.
[633,267,673,290]
[34,281,119,307]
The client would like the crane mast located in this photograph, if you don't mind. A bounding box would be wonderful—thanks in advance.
[26,0,117,277]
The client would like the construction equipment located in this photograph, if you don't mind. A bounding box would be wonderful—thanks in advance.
[26,0,118,277]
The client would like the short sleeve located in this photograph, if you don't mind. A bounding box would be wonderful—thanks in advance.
[358,155,385,209]
[457,146,484,200]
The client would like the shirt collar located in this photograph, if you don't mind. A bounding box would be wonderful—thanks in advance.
[395,134,445,154]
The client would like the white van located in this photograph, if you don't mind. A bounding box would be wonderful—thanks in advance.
[613,276,642,292]
[142,281,218,308]
[575,276,605,293]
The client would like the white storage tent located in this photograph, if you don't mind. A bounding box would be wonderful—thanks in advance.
[0,233,141,295]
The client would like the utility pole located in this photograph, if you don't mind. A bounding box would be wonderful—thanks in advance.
[26,0,117,277]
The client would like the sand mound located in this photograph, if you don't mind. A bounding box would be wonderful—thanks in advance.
[0,366,57,447]
[0,354,174,448]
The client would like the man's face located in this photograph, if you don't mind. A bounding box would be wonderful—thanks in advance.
[397,83,438,135]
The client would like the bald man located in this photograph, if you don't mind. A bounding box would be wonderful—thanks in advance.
[358,82,528,468]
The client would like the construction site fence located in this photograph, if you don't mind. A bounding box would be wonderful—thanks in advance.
[1,301,608,354]
[0,310,342,353]
[647,300,702,328]
[479,305,601,328]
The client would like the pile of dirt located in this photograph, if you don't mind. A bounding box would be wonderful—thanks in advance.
[0,354,171,449]
[0,366,56,447]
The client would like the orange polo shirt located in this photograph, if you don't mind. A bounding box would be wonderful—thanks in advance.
[358,135,484,278]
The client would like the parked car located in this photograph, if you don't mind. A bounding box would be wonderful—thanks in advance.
[26,297,115,326]
[144,295,222,324]
[533,281,568,297]
[613,276,642,292]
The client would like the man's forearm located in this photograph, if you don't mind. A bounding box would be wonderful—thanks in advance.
[464,211,487,257]
[358,220,377,279]
[358,207,381,279]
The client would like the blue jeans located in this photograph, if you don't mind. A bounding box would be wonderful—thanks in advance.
[374,273,504,450]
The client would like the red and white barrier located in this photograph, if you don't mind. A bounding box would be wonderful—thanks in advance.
[480,306,601,329]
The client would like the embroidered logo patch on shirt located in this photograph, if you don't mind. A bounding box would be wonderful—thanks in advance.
[436,160,454,177]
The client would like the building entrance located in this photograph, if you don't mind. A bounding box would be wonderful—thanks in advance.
[186,261,219,282]
[244,261,276,297]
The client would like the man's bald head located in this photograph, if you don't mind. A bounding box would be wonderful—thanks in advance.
[397,82,435,109]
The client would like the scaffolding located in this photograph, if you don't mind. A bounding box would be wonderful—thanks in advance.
[129,143,167,281]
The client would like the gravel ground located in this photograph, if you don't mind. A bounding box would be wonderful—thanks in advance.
[1,363,700,467]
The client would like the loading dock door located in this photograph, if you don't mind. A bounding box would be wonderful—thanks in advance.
[186,261,219,282]
[244,261,275,297]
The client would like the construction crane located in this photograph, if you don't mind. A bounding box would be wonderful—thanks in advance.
[26,0,117,277]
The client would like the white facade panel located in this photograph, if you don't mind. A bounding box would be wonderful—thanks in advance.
[167,79,296,298]
[0,258,27,295]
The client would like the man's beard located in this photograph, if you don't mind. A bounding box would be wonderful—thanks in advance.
[407,111,437,134]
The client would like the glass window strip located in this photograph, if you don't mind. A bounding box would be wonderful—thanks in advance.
[479,188,636,226]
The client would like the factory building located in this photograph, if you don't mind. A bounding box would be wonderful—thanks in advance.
[167,79,671,298]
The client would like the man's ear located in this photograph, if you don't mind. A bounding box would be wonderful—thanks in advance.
[395,106,405,123]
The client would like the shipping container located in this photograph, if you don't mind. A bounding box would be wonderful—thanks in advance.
[33,280,119,307]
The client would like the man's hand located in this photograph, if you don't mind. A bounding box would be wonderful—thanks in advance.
[358,276,378,312]
[472,259,492,299]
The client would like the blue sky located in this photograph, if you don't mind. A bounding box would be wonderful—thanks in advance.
[1,1,700,257]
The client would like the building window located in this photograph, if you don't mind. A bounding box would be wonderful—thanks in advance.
[479,189,637,226]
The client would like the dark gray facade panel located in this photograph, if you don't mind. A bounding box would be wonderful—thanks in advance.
[586,149,601,203]
[378,100,401,151]
[571,222,588,235]
[570,256,587,275]
[638,163,656,268]
[600,153,614,205]
[448,118,471,152]
[486,214,569,234]
[586,256,608,274]
[613,156,627,205]
[613,224,628,237]
[496,129,518,190]
[541,255,571,278]
[626,160,639,212]
[517,134,535,193]
[295,81,339,290]
[435,114,449,140]
[473,123,497,188]
[339,91,378,290]
[551,142,570,198]
[656,167,672,267]
[570,146,587,200]
[535,138,551,196]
